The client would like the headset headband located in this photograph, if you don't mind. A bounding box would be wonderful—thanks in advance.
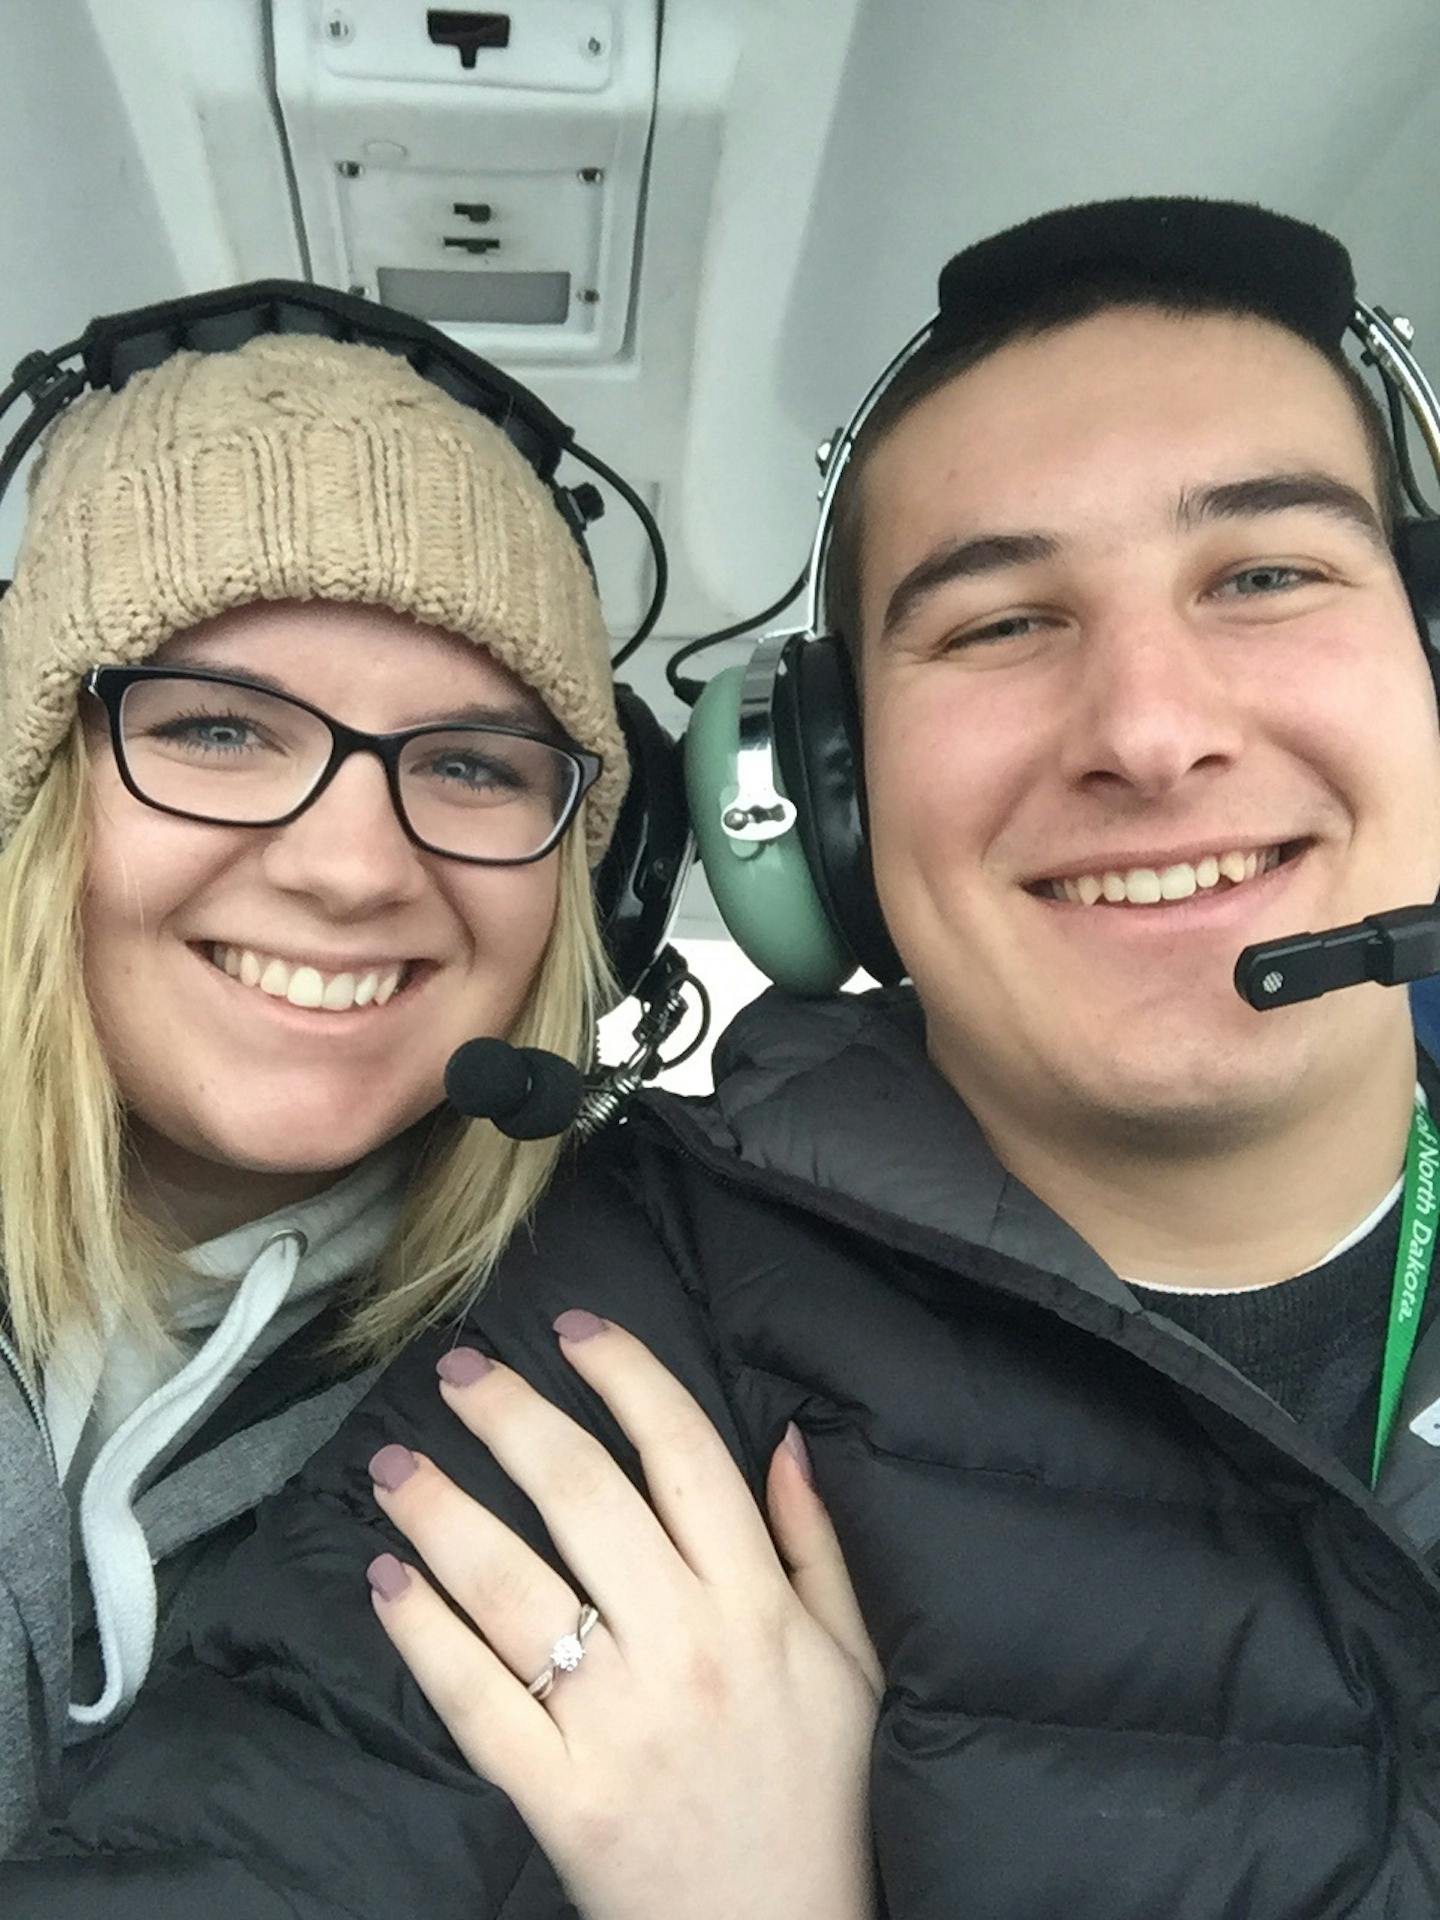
[0,278,668,662]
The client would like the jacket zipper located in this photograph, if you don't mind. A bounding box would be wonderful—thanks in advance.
[633,1097,1440,1617]
[0,1319,58,1474]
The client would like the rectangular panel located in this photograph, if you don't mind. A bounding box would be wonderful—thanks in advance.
[377,265,571,324]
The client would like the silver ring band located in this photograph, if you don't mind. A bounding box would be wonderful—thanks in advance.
[526,1604,600,1702]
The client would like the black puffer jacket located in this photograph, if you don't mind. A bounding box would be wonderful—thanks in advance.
[10,989,1440,1919]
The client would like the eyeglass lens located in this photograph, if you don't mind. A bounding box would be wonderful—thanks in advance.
[116,676,579,862]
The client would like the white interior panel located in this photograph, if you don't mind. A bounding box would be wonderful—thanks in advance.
[272,0,657,362]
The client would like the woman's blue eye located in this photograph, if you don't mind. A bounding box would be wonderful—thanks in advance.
[424,752,524,793]
[148,712,262,753]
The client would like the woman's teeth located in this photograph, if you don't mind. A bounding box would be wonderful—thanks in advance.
[1047,846,1284,907]
[210,945,406,1011]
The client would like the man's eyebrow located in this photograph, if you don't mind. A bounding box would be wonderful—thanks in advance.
[874,470,1390,644]
[879,532,1060,642]
[1175,471,1388,549]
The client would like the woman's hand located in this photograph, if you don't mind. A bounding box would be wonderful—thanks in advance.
[364,1311,881,1920]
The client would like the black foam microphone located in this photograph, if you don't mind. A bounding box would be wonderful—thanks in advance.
[443,1038,584,1139]
[1235,904,1440,1009]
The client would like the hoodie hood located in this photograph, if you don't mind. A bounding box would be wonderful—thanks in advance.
[53,1139,408,1734]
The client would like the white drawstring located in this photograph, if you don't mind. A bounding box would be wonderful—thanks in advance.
[68,1229,306,1727]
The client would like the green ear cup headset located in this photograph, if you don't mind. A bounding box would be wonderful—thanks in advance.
[685,321,930,994]
[685,200,1440,995]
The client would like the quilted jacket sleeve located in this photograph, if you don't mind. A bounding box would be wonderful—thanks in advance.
[0,1143,777,1920]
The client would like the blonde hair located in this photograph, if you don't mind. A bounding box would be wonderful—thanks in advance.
[0,728,612,1375]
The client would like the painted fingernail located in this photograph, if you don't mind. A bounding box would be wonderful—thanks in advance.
[784,1422,815,1487]
[369,1443,418,1491]
[366,1553,411,1602]
[436,1347,493,1387]
[554,1309,607,1343]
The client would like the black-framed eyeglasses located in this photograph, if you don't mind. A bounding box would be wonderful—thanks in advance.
[84,665,601,866]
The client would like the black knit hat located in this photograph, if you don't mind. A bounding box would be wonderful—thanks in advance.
[933,198,1356,357]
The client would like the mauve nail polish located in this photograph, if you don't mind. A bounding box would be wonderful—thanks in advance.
[436,1346,493,1387]
[784,1421,815,1487]
[368,1443,417,1491]
[366,1553,411,1602]
[554,1309,607,1342]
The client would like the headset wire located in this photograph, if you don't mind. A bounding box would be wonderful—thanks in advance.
[664,566,808,707]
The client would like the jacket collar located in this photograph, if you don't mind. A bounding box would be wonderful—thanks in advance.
[658,985,1136,1312]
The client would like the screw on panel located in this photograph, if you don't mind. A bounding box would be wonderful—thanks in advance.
[324,13,352,42]
[348,285,366,297]
[579,168,604,185]
[585,36,604,54]
[577,288,600,305]
[336,160,363,179]
[1394,315,1417,342]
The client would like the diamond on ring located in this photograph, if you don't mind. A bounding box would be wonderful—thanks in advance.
[551,1632,585,1672]
[527,1604,600,1701]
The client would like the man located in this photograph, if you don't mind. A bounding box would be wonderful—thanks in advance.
[12,198,1440,1918]
[841,197,1440,1371]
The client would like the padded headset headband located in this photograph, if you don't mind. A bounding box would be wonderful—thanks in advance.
[720,199,1440,856]
[0,278,668,664]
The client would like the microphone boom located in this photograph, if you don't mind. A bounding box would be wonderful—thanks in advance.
[1236,904,1440,1009]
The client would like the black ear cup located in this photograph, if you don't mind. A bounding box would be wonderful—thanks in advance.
[1396,518,1440,701]
[593,686,691,999]
[772,637,905,985]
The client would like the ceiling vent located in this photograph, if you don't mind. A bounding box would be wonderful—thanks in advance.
[272,0,657,362]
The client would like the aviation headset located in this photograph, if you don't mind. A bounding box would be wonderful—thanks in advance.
[685,197,1440,995]
[0,279,691,1007]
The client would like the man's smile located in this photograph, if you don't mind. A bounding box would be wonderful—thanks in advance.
[1025,839,1310,907]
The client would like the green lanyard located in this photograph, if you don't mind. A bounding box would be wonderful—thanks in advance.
[1371,1095,1440,1487]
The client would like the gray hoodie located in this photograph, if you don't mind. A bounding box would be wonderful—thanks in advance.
[0,1147,407,1855]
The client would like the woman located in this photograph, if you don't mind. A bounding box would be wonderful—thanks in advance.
[0,323,878,1916]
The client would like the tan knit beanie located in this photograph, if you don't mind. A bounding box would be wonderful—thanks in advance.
[0,333,628,862]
